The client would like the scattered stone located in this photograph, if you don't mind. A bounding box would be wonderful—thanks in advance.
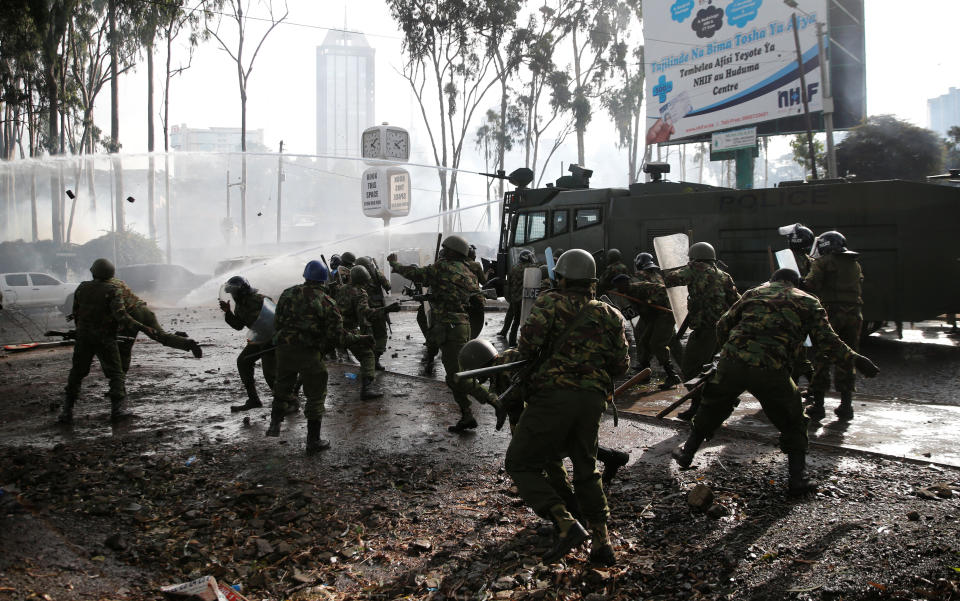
[688,484,714,510]
[706,503,729,519]
[907,510,921,521]
[104,533,127,551]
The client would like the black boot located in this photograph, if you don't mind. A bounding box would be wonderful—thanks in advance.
[597,446,630,483]
[305,418,330,455]
[671,430,705,468]
[57,396,76,425]
[542,505,589,563]
[447,413,478,433]
[265,406,283,437]
[835,392,854,420]
[375,355,386,371]
[806,391,825,420]
[231,382,264,412]
[588,522,616,566]
[188,339,203,358]
[361,377,384,400]
[110,397,135,422]
[787,452,817,495]
[676,395,701,422]
[659,363,682,390]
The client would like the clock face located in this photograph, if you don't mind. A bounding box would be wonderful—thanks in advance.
[385,129,409,160]
[362,130,381,158]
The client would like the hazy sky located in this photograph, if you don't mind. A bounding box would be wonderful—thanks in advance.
[100,0,960,186]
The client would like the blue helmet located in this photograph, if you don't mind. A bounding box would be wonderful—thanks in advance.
[303,260,329,282]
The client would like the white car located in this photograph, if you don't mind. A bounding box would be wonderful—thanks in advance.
[0,272,79,313]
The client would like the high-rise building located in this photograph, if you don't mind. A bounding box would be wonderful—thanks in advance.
[928,87,960,138]
[170,124,267,152]
[316,30,376,157]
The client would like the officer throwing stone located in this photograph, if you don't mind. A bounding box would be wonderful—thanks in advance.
[505,249,629,566]
[671,268,879,495]
[389,235,499,432]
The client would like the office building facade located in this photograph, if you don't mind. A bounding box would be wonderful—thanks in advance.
[316,30,375,157]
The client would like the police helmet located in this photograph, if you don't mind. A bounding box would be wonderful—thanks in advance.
[357,256,374,271]
[518,249,534,264]
[303,260,329,283]
[688,242,716,262]
[816,231,847,255]
[612,273,631,285]
[340,251,357,266]
[606,248,622,263]
[89,258,115,280]
[349,265,371,285]
[554,249,596,281]
[441,235,470,258]
[329,254,342,270]
[223,275,252,296]
[635,252,658,271]
[787,225,815,253]
[458,338,498,372]
[770,268,800,286]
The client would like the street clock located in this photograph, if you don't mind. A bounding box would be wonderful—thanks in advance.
[361,124,410,162]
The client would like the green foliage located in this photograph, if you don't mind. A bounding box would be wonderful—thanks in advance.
[76,230,163,269]
[789,134,826,176]
[836,115,943,181]
[944,125,960,169]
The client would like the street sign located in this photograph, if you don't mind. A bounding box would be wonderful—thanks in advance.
[711,127,757,152]
[362,166,411,219]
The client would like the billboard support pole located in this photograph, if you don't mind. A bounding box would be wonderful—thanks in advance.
[817,21,837,178]
[735,148,754,190]
[791,12,818,180]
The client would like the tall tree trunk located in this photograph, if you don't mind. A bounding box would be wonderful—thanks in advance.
[109,0,119,151]
[240,89,247,246]
[147,41,157,240]
[30,170,38,242]
[572,28,585,165]
[164,153,172,263]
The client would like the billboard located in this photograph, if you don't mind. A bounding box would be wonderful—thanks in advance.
[645,0,834,143]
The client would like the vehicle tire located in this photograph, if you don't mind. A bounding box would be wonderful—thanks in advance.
[60,293,75,316]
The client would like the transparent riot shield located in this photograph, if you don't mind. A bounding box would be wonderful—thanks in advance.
[247,298,276,344]
[519,267,542,324]
[654,233,689,330]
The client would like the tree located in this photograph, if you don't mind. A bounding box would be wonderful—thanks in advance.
[206,0,288,245]
[789,133,825,180]
[388,0,519,233]
[600,0,642,183]
[475,107,522,227]
[836,115,943,181]
[944,125,960,169]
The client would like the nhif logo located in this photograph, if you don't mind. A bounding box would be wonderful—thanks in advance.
[654,75,674,103]
[777,82,819,108]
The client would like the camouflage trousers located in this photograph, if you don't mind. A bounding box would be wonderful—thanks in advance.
[345,329,376,379]
[118,305,195,373]
[237,342,277,391]
[505,388,609,525]
[65,335,125,401]
[416,305,438,356]
[811,304,862,394]
[681,327,719,380]
[692,357,809,454]
[432,321,495,418]
[273,344,328,420]
[501,301,522,342]
[365,311,389,356]
[639,312,678,372]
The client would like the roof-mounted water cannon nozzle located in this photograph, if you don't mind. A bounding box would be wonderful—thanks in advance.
[643,162,671,182]
[555,164,592,189]
[481,167,534,189]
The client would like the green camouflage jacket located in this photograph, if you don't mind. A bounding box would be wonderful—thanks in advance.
[108,278,146,310]
[468,261,487,287]
[390,257,481,326]
[274,282,342,350]
[617,272,671,318]
[803,253,863,306]
[364,267,391,307]
[225,291,268,331]
[517,286,629,395]
[508,262,535,303]
[791,250,813,277]
[664,261,740,331]
[73,279,144,340]
[718,281,855,370]
[337,283,383,332]
[598,261,630,293]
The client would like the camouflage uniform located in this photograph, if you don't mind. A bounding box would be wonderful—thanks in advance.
[505,285,629,528]
[664,262,740,380]
[691,281,857,454]
[65,279,146,408]
[391,256,496,423]
[363,265,392,359]
[110,278,197,372]
[272,281,344,420]
[224,291,277,398]
[616,273,680,378]
[336,283,382,380]
[804,253,863,394]
[598,260,630,295]
[467,260,486,339]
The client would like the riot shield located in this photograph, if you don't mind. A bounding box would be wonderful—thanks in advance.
[775,249,812,348]
[654,233,689,330]
[519,267,542,324]
[247,298,276,344]
[545,247,556,282]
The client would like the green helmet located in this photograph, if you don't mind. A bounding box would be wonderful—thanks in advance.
[90,258,115,280]
[458,338,498,372]
[554,248,596,280]
[441,235,470,258]
[688,242,716,262]
[341,251,357,266]
[349,265,371,285]
[606,248,622,263]
[357,256,374,271]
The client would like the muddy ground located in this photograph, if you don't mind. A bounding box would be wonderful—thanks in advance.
[1,307,959,601]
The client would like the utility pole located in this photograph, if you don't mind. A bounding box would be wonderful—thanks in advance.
[790,12,818,180]
[276,140,283,244]
[816,20,836,178]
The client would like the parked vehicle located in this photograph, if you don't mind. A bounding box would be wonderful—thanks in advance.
[0,272,79,314]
